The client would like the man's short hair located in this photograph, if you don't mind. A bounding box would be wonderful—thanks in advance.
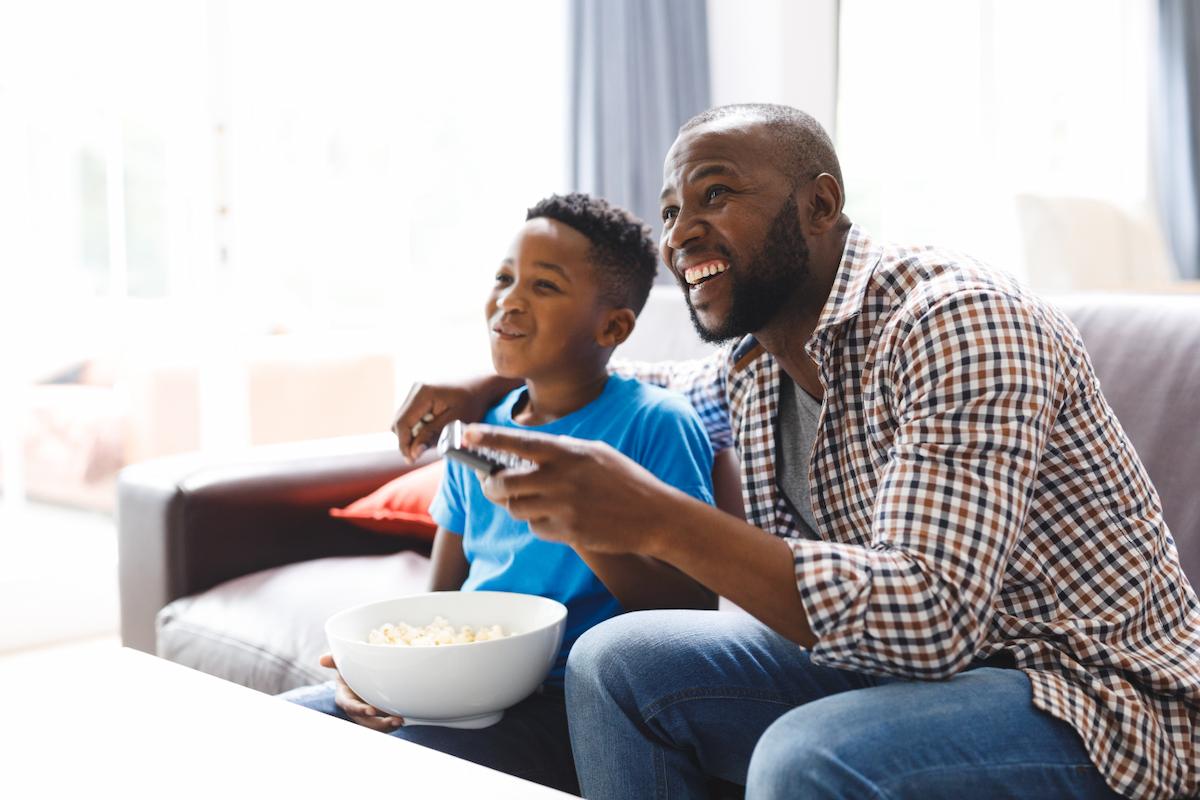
[681,103,844,195]
[526,192,658,315]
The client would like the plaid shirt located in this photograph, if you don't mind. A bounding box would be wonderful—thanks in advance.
[621,225,1200,799]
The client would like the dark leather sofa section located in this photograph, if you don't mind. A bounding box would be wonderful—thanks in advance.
[117,435,431,654]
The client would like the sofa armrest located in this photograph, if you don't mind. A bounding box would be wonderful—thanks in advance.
[117,433,432,653]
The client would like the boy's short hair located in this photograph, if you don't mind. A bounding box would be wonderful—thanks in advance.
[526,193,658,315]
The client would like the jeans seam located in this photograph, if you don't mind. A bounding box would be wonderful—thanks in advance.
[641,686,797,724]
[874,760,1103,794]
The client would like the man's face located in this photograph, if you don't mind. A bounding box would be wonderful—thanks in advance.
[485,218,609,380]
[659,122,811,343]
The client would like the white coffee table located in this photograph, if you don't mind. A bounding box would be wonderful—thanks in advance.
[4,646,574,798]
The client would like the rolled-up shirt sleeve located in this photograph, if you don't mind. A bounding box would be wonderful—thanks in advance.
[793,290,1063,679]
[612,347,735,451]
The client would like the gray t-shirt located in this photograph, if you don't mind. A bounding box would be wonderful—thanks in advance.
[775,378,823,539]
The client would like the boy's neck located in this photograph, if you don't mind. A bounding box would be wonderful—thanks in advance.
[514,368,610,426]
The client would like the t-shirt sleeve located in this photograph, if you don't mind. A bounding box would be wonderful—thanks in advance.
[611,348,735,451]
[631,393,716,506]
[427,459,468,536]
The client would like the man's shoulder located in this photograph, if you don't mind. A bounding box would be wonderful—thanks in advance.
[868,240,1053,329]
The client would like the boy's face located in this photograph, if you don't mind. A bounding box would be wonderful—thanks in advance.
[486,218,612,381]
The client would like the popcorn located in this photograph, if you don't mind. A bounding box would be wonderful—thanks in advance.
[367,616,509,646]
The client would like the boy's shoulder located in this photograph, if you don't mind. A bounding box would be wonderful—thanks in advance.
[605,374,704,424]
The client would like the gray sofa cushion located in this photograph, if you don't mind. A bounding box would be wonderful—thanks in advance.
[156,551,431,694]
[1056,294,1200,582]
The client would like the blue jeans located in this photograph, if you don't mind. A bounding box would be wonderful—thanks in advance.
[279,681,579,795]
[565,610,1124,799]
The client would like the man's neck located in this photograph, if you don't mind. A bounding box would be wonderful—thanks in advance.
[515,368,610,426]
[753,221,851,400]
[755,312,825,401]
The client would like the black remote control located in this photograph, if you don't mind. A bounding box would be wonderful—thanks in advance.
[437,420,535,474]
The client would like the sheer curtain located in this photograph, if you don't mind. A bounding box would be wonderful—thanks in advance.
[569,0,710,244]
[1155,0,1200,280]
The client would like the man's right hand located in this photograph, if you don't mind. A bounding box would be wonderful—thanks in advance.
[318,652,404,731]
[391,375,523,462]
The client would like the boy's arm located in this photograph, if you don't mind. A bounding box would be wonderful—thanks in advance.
[427,527,470,592]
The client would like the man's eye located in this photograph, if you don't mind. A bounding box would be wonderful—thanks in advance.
[705,186,728,202]
[661,207,678,223]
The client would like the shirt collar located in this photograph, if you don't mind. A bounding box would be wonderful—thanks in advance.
[805,224,882,359]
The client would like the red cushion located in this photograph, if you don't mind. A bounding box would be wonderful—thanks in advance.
[330,461,444,538]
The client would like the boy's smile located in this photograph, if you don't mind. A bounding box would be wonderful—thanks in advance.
[486,217,612,384]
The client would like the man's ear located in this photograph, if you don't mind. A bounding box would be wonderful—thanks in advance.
[802,173,844,235]
[597,308,637,348]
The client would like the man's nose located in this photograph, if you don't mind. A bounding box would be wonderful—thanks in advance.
[663,206,705,255]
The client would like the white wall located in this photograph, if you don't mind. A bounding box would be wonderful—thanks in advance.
[706,0,840,134]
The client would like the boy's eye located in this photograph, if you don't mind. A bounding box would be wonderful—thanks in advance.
[535,280,561,292]
[494,272,513,284]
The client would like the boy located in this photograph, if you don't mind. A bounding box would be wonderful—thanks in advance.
[281,193,716,794]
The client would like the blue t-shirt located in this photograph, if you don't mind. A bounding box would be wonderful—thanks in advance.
[428,374,714,685]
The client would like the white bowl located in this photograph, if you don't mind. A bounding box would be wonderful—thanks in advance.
[325,591,567,729]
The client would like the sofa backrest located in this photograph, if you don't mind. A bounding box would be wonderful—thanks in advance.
[1055,293,1200,584]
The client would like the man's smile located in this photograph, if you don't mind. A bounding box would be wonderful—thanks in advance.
[682,258,729,287]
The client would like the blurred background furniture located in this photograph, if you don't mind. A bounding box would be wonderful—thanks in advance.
[1014,194,1178,293]
[117,290,1200,695]
[7,335,395,514]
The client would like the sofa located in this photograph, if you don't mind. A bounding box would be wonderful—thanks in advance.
[117,289,1200,697]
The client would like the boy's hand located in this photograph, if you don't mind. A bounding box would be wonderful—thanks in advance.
[466,424,679,557]
[391,375,523,463]
[318,652,404,731]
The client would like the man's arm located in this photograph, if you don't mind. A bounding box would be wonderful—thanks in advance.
[573,551,717,611]
[466,427,816,645]
[393,375,522,461]
[392,348,735,463]
[468,291,1062,675]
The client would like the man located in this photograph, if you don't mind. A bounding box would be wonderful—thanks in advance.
[395,104,1198,799]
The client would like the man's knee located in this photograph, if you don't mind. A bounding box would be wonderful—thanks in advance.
[567,611,661,702]
[746,708,876,800]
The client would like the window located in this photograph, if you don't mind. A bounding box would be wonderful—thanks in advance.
[837,0,1166,288]
[0,0,568,508]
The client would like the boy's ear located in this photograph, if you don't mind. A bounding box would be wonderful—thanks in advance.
[596,308,637,348]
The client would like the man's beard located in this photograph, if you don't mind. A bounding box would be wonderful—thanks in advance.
[684,196,811,344]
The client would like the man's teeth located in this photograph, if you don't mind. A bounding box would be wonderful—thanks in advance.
[684,261,729,286]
